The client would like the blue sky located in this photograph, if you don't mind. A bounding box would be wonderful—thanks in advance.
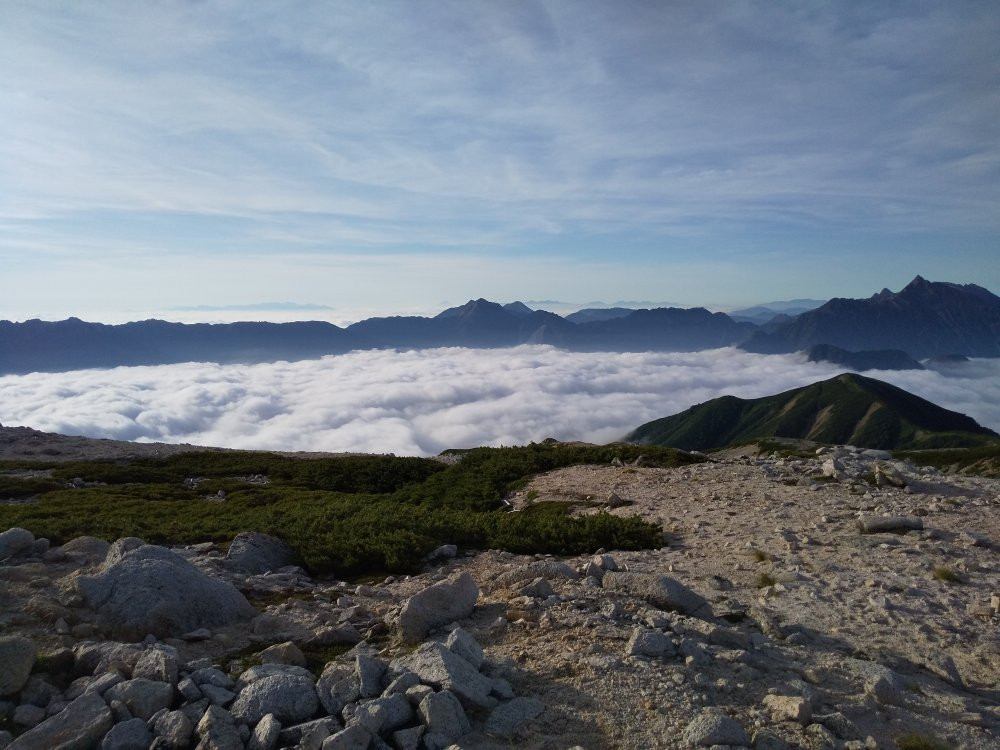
[2,1,998,323]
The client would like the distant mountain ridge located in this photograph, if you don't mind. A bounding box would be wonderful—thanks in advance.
[1,276,997,374]
[626,373,999,452]
[742,276,1000,358]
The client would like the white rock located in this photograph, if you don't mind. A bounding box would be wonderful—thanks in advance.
[398,572,479,643]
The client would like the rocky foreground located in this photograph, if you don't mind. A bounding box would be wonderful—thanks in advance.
[1,445,998,749]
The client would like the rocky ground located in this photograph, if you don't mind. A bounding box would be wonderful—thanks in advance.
[1,439,998,749]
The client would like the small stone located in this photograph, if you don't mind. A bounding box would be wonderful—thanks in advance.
[682,708,749,746]
[762,694,811,724]
[259,642,306,668]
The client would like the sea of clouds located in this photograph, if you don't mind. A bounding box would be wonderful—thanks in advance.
[1,347,998,456]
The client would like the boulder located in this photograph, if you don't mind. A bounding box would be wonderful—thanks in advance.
[315,663,360,717]
[445,628,483,669]
[398,572,479,642]
[247,713,281,750]
[418,690,470,741]
[7,693,113,750]
[103,678,174,721]
[74,642,144,677]
[0,527,34,559]
[152,709,193,749]
[259,642,306,668]
[762,694,811,724]
[230,673,319,725]
[390,642,495,709]
[224,532,296,574]
[101,717,152,750]
[625,627,675,658]
[682,709,750,746]
[484,696,544,738]
[602,572,713,619]
[0,636,35,696]
[322,724,371,750]
[352,693,413,734]
[56,536,111,563]
[195,705,243,750]
[133,645,179,685]
[75,543,255,639]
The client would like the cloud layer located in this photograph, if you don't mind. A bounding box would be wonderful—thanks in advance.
[2,3,999,317]
[1,348,997,456]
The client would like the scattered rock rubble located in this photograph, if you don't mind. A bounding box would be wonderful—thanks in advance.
[1,443,998,749]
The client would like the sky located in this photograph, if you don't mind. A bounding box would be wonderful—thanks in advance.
[2,1,999,323]
[2,347,998,456]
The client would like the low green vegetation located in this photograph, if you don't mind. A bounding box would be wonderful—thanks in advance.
[895,732,951,750]
[896,444,1000,478]
[932,566,962,584]
[0,442,699,578]
[755,572,777,588]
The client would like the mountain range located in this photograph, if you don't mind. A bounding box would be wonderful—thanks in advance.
[626,372,999,452]
[1,276,997,374]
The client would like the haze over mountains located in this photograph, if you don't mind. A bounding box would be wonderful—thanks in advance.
[1,277,997,376]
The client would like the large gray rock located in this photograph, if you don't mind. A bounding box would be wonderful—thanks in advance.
[493,561,578,588]
[0,636,35,696]
[196,705,243,750]
[75,543,255,639]
[315,663,360,717]
[133,645,179,685]
[484,696,544,738]
[247,713,282,750]
[103,678,174,721]
[236,663,314,691]
[74,642,144,677]
[682,709,749,746]
[224,532,296,574]
[322,724,371,750]
[398,572,479,642]
[418,690,470,741]
[100,717,152,750]
[353,693,413,734]
[602,572,713,619]
[152,709,193,749]
[390,642,495,709]
[230,673,319,725]
[56,536,111,563]
[8,693,113,750]
[625,627,675,658]
[0,527,34,559]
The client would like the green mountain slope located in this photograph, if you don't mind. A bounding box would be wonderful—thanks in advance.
[626,373,999,451]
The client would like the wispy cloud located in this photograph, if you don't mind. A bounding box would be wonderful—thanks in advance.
[1,2,998,312]
[1,348,996,456]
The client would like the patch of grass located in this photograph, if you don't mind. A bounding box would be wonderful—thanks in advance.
[932,566,962,584]
[0,443,695,579]
[895,732,951,750]
[301,644,353,676]
[755,572,777,588]
[750,548,770,563]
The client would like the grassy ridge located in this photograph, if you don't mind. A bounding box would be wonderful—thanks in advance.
[628,373,998,451]
[0,443,699,577]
